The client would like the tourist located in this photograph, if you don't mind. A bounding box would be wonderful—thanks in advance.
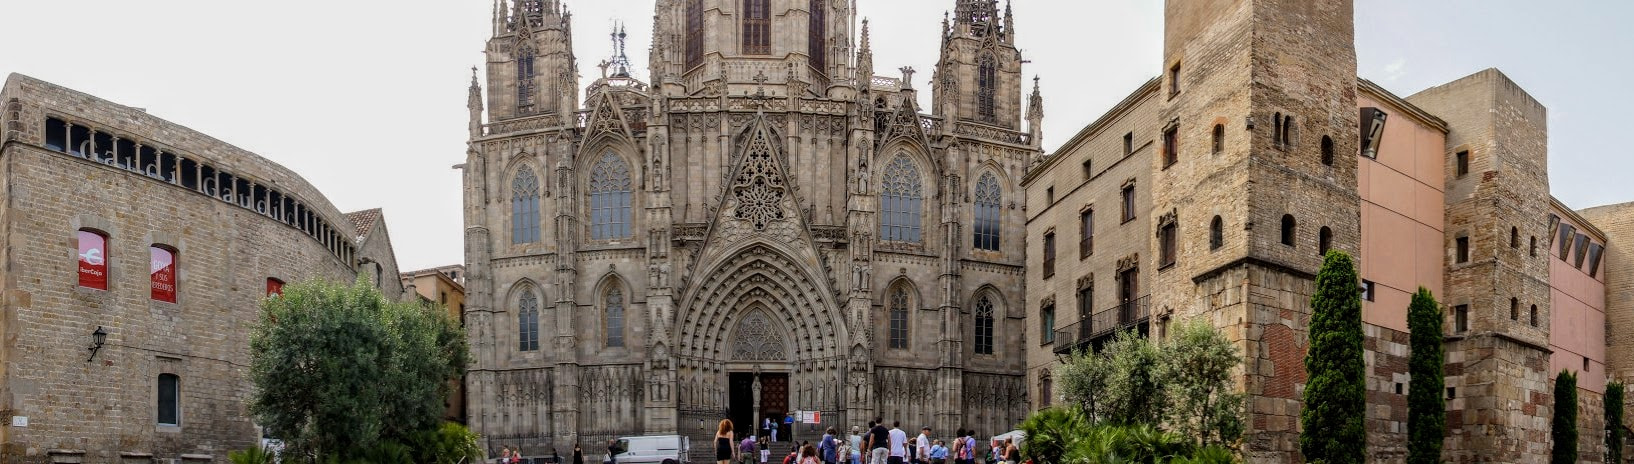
[1002,439,1018,464]
[837,433,854,464]
[760,437,771,464]
[820,427,839,464]
[574,443,586,464]
[800,444,822,464]
[887,421,908,464]
[783,444,800,464]
[717,419,738,464]
[501,446,514,464]
[904,438,917,464]
[868,419,890,464]
[915,428,931,464]
[956,431,976,464]
[928,440,947,464]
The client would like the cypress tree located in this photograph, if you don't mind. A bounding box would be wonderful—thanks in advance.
[1406,287,1445,464]
[1552,370,1578,464]
[1300,250,1366,463]
[1607,381,1624,464]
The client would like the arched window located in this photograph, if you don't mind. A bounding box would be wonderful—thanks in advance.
[685,0,704,69]
[1209,216,1223,250]
[1039,370,1053,408]
[157,373,180,426]
[977,55,997,123]
[150,245,178,303]
[1511,226,1520,248]
[880,154,924,243]
[1212,124,1225,155]
[1529,305,1538,327]
[517,48,537,114]
[973,173,1002,251]
[512,167,541,244]
[808,0,826,74]
[1321,135,1334,166]
[742,0,771,55]
[77,229,109,290]
[589,152,633,240]
[606,286,626,348]
[1280,215,1296,247]
[888,284,911,349]
[518,288,540,351]
[1510,297,1519,321]
[974,294,996,355]
[1319,226,1333,255]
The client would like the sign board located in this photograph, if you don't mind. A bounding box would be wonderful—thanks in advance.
[10,416,27,427]
[797,411,819,424]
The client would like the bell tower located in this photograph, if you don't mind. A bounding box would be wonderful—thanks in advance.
[486,0,580,122]
[648,0,854,98]
[931,0,1025,130]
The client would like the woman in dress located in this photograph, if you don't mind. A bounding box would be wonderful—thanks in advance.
[717,419,738,464]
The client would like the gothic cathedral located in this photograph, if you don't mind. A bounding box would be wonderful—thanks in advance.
[462,0,1041,453]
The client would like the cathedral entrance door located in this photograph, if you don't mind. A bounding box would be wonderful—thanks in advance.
[728,372,790,443]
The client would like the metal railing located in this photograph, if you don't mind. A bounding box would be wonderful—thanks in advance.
[1052,295,1151,354]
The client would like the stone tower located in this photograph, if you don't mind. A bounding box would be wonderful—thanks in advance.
[486,0,580,121]
[1406,68,1556,462]
[1151,0,1360,461]
[932,0,1027,131]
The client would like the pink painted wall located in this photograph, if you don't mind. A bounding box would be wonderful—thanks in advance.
[1549,205,1608,393]
[1357,93,1446,333]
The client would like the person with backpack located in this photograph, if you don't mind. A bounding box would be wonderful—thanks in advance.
[799,444,822,464]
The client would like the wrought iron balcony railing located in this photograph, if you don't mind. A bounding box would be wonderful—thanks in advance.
[1052,295,1151,355]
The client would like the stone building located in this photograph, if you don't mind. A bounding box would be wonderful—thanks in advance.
[1024,1,1634,463]
[461,0,1040,457]
[0,74,404,463]
[403,265,472,424]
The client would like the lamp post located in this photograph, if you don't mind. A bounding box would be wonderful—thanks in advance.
[86,326,107,362]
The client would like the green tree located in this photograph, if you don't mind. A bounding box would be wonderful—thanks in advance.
[1158,319,1244,446]
[1300,250,1366,464]
[1103,330,1166,426]
[1406,287,1445,464]
[248,278,469,461]
[1553,370,1579,464]
[1058,347,1112,423]
[1608,381,1625,464]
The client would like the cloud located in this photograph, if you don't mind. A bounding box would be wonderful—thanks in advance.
[1382,58,1407,82]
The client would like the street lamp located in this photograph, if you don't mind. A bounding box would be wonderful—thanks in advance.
[87,326,107,362]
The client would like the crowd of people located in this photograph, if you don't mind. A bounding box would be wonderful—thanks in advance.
[714,418,1020,464]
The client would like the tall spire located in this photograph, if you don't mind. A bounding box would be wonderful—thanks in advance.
[1003,0,1015,43]
[605,22,632,79]
[1026,75,1043,146]
[857,19,873,81]
[469,67,485,139]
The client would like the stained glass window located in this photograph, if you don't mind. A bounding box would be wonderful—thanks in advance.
[978,55,997,123]
[685,0,704,69]
[512,167,541,244]
[973,173,1001,251]
[590,152,633,240]
[889,285,910,349]
[974,295,995,355]
[606,287,625,348]
[880,155,923,243]
[743,0,771,55]
[518,289,539,352]
[517,49,536,114]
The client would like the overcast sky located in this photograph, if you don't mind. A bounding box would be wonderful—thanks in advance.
[2,1,1630,271]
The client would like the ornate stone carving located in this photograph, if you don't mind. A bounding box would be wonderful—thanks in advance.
[730,309,787,361]
[731,133,787,230]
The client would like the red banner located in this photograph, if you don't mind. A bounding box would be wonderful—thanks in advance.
[77,231,107,290]
[150,246,176,303]
[266,278,284,297]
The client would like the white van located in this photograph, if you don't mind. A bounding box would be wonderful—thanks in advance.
[607,435,692,464]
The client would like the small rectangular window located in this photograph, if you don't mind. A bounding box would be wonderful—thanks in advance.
[1455,236,1470,263]
[1168,63,1181,97]
[1042,233,1056,279]
[1121,185,1136,223]
[150,246,177,303]
[1159,222,1177,268]
[157,373,180,426]
[1041,304,1055,345]
[1455,151,1469,178]
[1079,210,1094,259]
[77,230,109,290]
[1454,304,1469,333]
[1162,126,1178,168]
[1045,186,1055,205]
[1082,159,1093,180]
[1447,387,1456,400]
[1361,280,1375,302]
[1123,132,1133,156]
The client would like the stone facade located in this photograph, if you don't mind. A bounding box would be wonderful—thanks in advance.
[1023,1,1625,463]
[462,0,1039,458]
[0,74,404,463]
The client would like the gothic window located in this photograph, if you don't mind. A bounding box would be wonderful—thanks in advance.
[888,285,911,349]
[977,54,997,123]
[686,0,705,69]
[606,286,626,348]
[808,0,826,74]
[974,295,996,355]
[742,0,771,55]
[517,48,537,114]
[157,373,180,426]
[1209,216,1223,250]
[518,288,540,352]
[512,167,541,244]
[973,173,1002,251]
[880,154,923,243]
[1280,215,1296,247]
[589,151,634,240]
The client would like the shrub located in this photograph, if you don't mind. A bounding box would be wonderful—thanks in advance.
[1609,381,1625,464]
[1018,407,1083,464]
[1553,370,1578,464]
[1300,250,1366,464]
[1406,287,1445,464]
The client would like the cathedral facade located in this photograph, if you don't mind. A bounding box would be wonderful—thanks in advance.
[461,0,1042,455]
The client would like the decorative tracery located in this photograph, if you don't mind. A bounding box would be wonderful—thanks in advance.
[977,54,997,123]
[590,152,633,240]
[973,172,1001,251]
[518,288,540,352]
[732,133,787,230]
[880,154,924,243]
[517,46,537,115]
[888,284,911,349]
[606,286,626,348]
[512,167,541,244]
[974,294,995,355]
[731,308,788,361]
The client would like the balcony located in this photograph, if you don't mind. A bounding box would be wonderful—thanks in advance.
[1052,295,1151,355]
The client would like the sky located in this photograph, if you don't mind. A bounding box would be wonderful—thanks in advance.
[1,1,1630,271]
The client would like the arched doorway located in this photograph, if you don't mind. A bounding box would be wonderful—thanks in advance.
[727,306,791,442]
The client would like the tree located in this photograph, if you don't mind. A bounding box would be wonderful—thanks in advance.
[248,278,469,461]
[1552,370,1579,464]
[1058,347,1112,423]
[1300,250,1366,463]
[1608,381,1625,464]
[1158,319,1244,446]
[1406,287,1445,464]
[1102,330,1166,426]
